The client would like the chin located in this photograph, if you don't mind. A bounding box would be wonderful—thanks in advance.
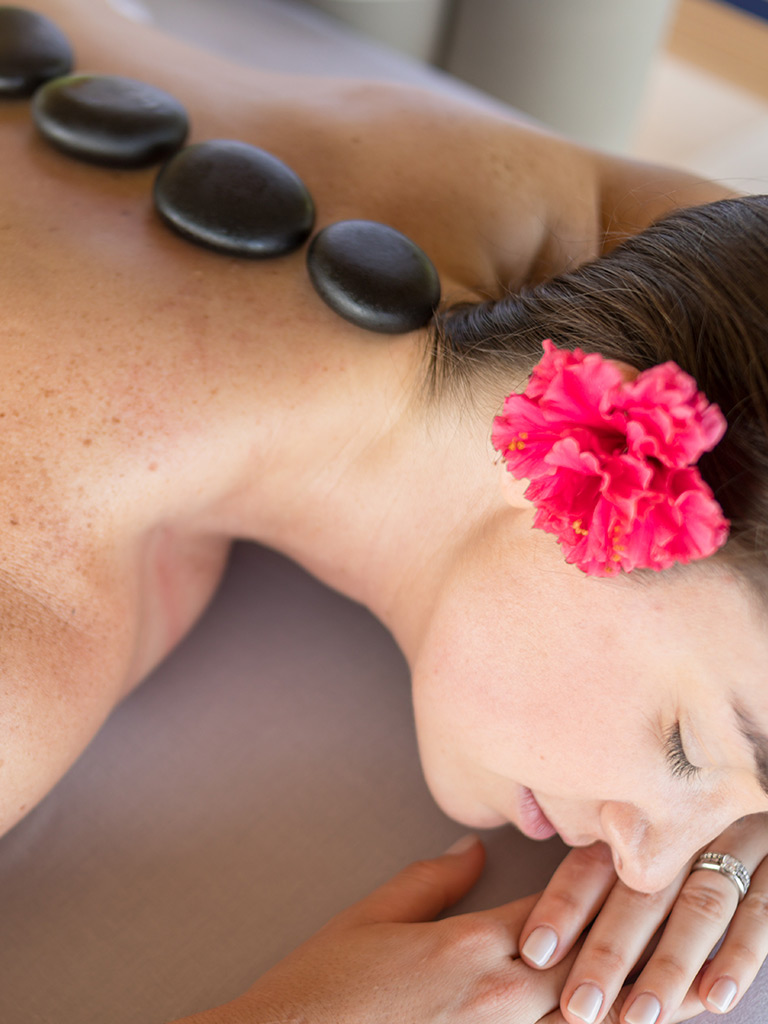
[454,807,509,829]
[429,786,508,830]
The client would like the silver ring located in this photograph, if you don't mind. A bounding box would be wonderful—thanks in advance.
[691,851,751,901]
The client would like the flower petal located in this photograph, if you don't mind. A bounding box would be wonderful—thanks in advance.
[612,362,727,467]
[491,341,729,576]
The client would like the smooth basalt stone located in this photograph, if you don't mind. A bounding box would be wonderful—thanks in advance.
[306,220,441,334]
[0,6,74,97]
[32,73,189,167]
[153,140,315,257]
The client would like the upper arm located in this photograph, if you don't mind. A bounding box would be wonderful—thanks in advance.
[0,573,132,839]
[502,144,740,288]
[594,151,742,252]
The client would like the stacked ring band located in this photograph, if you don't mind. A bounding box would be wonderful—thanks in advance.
[691,852,751,900]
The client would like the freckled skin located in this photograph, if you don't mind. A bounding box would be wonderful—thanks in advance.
[0,0,736,840]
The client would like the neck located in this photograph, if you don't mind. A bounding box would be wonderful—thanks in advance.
[232,333,507,665]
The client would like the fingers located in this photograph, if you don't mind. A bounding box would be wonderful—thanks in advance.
[537,980,705,1024]
[614,871,734,1024]
[341,833,486,925]
[482,940,582,1023]
[697,823,768,1015]
[523,815,768,1024]
[519,842,618,969]
[614,819,767,1024]
[557,871,681,1024]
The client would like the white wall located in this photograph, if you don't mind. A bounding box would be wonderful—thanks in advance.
[301,0,452,62]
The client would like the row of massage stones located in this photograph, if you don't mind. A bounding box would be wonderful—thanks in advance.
[0,5,441,333]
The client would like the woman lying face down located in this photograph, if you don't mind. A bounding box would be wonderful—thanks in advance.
[235,194,768,1024]
[412,198,768,895]
[395,199,768,1024]
[1,2,767,1023]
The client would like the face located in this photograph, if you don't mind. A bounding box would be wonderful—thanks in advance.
[411,517,768,893]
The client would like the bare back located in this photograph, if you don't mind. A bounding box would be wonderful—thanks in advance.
[0,0,731,837]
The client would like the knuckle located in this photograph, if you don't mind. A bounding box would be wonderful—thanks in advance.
[644,950,688,987]
[442,916,507,958]
[545,887,585,918]
[584,939,630,975]
[467,964,537,1017]
[678,879,733,922]
[403,858,441,887]
[723,938,761,973]
[400,858,451,903]
[558,844,616,890]
[742,889,768,925]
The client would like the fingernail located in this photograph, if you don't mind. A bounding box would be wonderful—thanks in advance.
[443,834,477,856]
[624,993,661,1024]
[708,978,738,1013]
[567,983,603,1024]
[522,925,558,966]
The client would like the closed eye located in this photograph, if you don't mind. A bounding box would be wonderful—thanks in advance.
[664,722,701,780]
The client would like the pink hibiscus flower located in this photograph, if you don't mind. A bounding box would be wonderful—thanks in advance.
[492,340,729,576]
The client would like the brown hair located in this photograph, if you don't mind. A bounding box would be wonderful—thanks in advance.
[427,195,768,593]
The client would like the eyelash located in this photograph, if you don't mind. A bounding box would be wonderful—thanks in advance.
[664,723,701,780]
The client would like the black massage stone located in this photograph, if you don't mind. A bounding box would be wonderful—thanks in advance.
[307,220,441,334]
[32,73,189,167]
[0,6,74,97]
[153,140,315,257]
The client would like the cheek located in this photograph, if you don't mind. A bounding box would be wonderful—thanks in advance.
[411,671,512,826]
[413,643,566,786]
[412,645,643,816]
[409,589,658,815]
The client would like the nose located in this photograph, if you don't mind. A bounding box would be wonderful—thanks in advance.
[600,802,693,894]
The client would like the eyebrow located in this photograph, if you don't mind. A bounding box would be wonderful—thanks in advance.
[732,700,768,799]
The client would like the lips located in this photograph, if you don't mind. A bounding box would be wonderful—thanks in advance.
[518,786,557,840]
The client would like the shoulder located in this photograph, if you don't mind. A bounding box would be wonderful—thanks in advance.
[289,82,606,297]
[593,151,741,250]
[472,136,740,289]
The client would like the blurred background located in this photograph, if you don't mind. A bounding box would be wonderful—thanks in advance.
[114,0,768,191]
[300,0,768,192]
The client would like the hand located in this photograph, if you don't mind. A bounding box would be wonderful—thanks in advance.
[182,836,582,1024]
[518,813,768,1024]
[537,983,707,1024]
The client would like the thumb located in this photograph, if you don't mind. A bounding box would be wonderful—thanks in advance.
[346,835,485,926]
